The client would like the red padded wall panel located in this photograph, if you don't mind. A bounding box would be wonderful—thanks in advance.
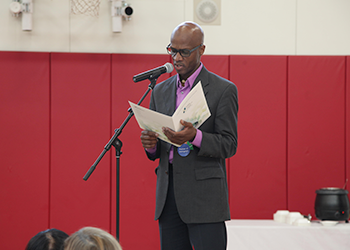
[111,54,170,249]
[1,51,347,249]
[229,56,288,219]
[0,52,50,249]
[201,55,229,79]
[50,53,111,234]
[169,55,229,79]
[288,56,345,215]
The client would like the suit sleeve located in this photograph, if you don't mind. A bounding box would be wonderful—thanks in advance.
[198,83,238,159]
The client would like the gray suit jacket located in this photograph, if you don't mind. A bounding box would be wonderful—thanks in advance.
[146,66,238,224]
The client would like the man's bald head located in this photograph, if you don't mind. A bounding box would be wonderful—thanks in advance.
[171,21,204,46]
[169,21,205,80]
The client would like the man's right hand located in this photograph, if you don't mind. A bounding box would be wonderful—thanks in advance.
[140,130,158,149]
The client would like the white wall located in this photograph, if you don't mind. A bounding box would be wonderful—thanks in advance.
[0,0,349,55]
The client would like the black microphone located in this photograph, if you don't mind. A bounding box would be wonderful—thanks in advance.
[133,63,174,83]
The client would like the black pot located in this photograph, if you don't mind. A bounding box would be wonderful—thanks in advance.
[314,188,349,221]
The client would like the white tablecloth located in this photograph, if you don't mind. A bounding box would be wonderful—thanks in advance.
[226,220,350,250]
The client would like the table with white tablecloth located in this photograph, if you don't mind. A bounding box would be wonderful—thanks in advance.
[226,220,350,250]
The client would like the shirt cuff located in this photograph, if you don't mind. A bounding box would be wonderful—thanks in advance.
[191,129,202,148]
[145,146,157,155]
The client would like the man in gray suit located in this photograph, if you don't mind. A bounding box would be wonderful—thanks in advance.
[140,21,238,250]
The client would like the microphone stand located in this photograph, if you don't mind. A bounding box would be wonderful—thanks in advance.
[83,76,159,240]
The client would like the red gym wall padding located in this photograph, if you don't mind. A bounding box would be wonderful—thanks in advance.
[229,55,288,219]
[50,53,112,234]
[201,55,229,80]
[0,51,349,250]
[288,56,346,215]
[0,52,50,249]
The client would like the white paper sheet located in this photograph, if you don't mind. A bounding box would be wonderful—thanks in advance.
[129,81,211,147]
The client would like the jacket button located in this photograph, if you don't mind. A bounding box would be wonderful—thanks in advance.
[165,171,168,175]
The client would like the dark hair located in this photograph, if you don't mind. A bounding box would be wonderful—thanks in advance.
[25,228,69,250]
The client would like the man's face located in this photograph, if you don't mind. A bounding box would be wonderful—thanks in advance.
[170,32,204,80]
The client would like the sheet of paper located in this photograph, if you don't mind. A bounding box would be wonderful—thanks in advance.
[172,82,211,131]
[129,81,211,147]
[129,102,178,146]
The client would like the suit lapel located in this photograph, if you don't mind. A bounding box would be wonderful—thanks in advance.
[193,66,209,96]
[159,76,177,116]
[161,77,176,151]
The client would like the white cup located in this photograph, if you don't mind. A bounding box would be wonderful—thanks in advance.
[286,212,303,224]
[273,210,290,223]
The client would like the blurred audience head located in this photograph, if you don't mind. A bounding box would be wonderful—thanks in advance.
[64,227,122,250]
[25,228,69,250]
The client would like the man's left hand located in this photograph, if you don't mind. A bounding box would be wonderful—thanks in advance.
[162,120,197,145]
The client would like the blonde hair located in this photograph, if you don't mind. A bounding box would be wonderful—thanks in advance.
[64,227,122,250]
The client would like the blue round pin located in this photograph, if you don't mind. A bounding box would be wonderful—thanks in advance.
[177,143,190,157]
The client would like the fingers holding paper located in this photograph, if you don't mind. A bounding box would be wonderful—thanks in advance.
[141,130,158,149]
[162,120,197,146]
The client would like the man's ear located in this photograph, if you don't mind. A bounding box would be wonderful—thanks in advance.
[200,44,206,56]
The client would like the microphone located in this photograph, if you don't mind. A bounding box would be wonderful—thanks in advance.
[133,63,174,83]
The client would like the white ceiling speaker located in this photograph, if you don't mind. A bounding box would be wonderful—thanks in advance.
[194,0,221,25]
[111,0,133,32]
[9,0,33,31]
[9,1,22,15]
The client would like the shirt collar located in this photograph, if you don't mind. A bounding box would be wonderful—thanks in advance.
[176,63,203,89]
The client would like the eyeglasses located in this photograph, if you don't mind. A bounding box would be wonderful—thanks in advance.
[166,43,203,57]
